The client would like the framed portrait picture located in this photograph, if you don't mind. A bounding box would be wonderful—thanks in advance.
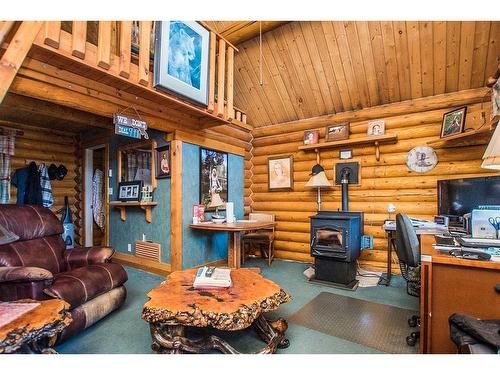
[367,119,385,136]
[155,144,171,179]
[118,180,143,202]
[303,130,320,145]
[441,107,467,138]
[268,155,294,191]
[153,21,210,105]
[199,148,228,211]
[326,123,350,142]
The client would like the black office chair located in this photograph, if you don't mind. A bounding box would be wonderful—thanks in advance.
[395,213,421,346]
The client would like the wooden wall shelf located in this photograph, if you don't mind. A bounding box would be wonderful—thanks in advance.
[110,201,158,223]
[426,127,492,148]
[298,134,398,161]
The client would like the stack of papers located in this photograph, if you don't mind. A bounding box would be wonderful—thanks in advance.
[193,267,232,289]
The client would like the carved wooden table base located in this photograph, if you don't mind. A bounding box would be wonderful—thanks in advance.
[149,314,289,354]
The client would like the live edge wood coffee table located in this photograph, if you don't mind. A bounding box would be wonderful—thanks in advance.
[142,268,292,354]
[0,299,72,354]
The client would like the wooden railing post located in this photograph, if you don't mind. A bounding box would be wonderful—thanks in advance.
[97,21,111,70]
[43,21,61,49]
[138,21,152,86]
[71,21,87,59]
[119,21,132,79]
[225,46,234,121]
[207,31,216,113]
[216,39,226,117]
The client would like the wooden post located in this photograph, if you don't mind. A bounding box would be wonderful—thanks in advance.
[226,47,234,121]
[0,21,43,104]
[0,21,15,46]
[71,21,87,59]
[207,31,216,113]
[138,21,152,86]
[97,21,111,70]
[217,39,226,117]
[170,140,183,271]
[43,21,61,49]
[119,21,132,79]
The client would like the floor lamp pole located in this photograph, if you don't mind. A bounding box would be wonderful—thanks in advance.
[317,186,322,211]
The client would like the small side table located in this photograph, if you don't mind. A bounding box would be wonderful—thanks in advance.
[0,299,72,354]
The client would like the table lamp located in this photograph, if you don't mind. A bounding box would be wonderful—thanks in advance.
[305,164,332,211]
[481,121,500,169]
[209,192,225,217]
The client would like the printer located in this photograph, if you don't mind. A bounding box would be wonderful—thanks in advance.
[471,208,500,239]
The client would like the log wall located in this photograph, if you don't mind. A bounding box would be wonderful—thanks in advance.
[6,123,82,244]
[250,88,498,271]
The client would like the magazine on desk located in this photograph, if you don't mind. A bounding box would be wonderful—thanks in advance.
[193,267,232,289]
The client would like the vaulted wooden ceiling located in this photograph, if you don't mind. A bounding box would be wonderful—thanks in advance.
[228,21,500,127]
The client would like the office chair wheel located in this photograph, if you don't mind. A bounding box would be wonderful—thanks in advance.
[410,331,420,339]
[408,316,418,327]
[406,335,417,346]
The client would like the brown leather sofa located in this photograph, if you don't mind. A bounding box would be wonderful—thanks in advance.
[0,205,128,342]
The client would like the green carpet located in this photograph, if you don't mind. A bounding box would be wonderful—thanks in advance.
[56,259,418,354]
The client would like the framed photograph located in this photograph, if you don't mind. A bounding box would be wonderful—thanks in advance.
[153,21,210,105]
[339,149,353,160]
[441,107,467,138]
[268,155,294,191]
[325,123,349,142]
[367,119,385,136]
[155,144,171,179]
[118,180,143,202]
[200,148,228,211]
[303,130,320,145]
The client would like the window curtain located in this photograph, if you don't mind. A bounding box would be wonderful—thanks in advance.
[0,132,15,204]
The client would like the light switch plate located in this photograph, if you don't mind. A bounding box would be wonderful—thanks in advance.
[108,169,112,178]
[108,187,113,195]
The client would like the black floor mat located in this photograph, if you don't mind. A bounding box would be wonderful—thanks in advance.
[288,292,419,354]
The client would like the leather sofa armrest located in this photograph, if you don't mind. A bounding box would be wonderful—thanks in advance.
[0,266,53,283]
[64,247,115,269]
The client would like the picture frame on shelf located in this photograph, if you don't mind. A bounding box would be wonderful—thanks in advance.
[155,144,171,179]
[118,180,143,202]
[325,123,349,142]
[440,107,467,138]
[268,155,294,192]
[153,21,210,105]
[303,130,320,145]
[367,119,385,136]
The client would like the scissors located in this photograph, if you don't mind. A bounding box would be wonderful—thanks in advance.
[488,216,500,230]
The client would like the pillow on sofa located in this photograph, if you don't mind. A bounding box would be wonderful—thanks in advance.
[0,223,19,245]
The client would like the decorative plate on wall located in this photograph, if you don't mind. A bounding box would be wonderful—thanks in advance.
[406,146,438,173]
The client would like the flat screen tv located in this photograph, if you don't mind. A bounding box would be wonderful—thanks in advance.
[438,176,500,225]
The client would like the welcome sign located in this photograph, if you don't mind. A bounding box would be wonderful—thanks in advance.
[113,113,149,139]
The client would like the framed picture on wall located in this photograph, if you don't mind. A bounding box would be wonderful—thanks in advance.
[199,148,228,211]
[303,130,319,145]
[153,21,210,105]
[367,119,385,136]
[118,180,143,202]
[440,107,467,138]
[268,155,294,191]
[325,123,349,142]
[155,144,171,179]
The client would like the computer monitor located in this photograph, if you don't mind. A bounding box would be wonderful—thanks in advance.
[438,176,500,227]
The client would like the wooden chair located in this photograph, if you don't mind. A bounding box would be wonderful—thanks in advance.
[241,213,275,266]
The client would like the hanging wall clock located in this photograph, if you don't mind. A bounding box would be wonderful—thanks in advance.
[406,146,438,173]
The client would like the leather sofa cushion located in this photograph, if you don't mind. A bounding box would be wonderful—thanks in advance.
[0,266,53,282]
[0,205,63,241]
[44,263,128,309]
[64,247,115,270]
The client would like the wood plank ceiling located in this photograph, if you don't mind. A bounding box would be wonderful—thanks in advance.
[227,21,500,127]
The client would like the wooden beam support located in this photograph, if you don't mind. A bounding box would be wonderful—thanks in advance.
[207,31,216,113]
[226,47,234,121]
[138,21,151,86]
[0,21,43,104]
[170,140,183,271]
[43,21,61,49]
[71,21,87,59]
[216,39,226,117]
[97,21,111,70]
[0,21,15,46]
[166,129,245,157]
[119,21,132,79]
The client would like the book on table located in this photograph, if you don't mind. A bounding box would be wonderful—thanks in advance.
[193,267,232,289]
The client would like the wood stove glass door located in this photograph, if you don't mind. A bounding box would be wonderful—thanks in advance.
[312,226,346,257]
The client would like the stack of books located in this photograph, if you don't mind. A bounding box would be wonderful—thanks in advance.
[193,267,232,289]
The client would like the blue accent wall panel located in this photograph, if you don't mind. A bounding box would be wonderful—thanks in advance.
[109,129,171,263]
[181,143,244,269]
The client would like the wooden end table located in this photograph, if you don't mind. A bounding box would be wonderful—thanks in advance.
[142,268,292,354]
[0,299,72,354]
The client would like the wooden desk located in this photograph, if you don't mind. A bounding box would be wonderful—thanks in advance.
[419,235,500,353]
[190,221,276,268]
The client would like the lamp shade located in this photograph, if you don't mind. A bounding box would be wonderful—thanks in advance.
[305,171,332,188]
[208,192,225,208]
[481,122,500,170]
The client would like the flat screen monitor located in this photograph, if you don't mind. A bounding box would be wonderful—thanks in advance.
[438,176,500,224]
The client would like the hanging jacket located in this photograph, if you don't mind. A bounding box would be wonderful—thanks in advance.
[24,161,42,205]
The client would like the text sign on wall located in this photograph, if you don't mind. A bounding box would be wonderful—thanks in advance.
[113,113,149,139]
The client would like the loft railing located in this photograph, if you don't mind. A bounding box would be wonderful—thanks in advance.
[30,21,248,127]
